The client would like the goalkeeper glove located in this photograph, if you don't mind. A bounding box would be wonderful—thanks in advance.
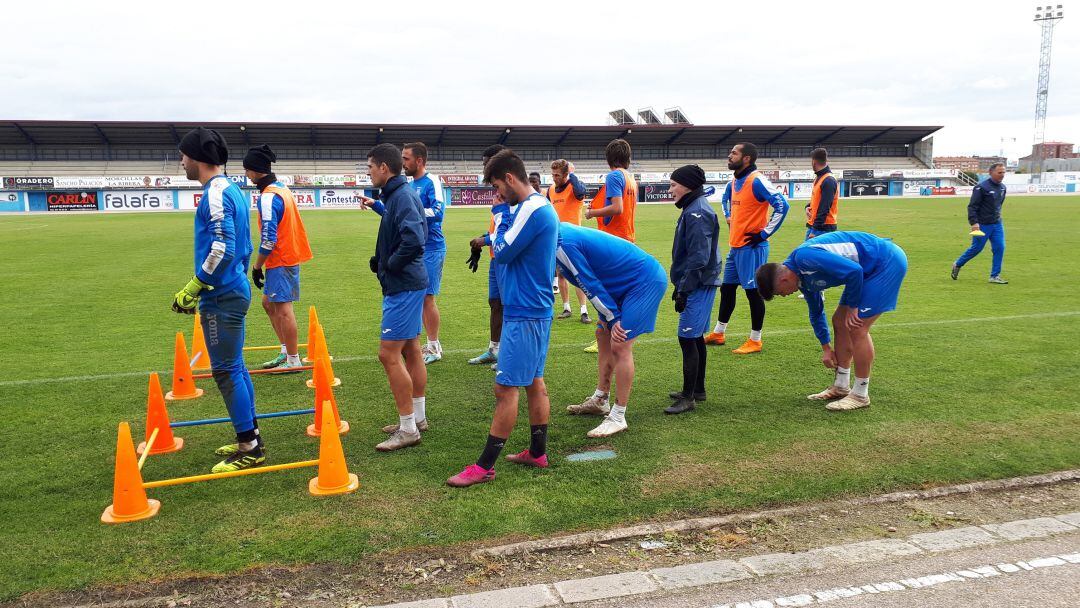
[466,246,482,273]
[252,267,265,289]
[674,291,688,313]
[172,276,211,314]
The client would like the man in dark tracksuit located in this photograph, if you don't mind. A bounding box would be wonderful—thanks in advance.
[362,143,430,452]
[667,165,723,415]
[952,163,1008,284]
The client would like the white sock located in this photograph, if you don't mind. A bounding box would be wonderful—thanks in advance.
[852,377,870,398]
[834,367,851,388]
[280,344,287,354]
[564,302,572,312]
[608,403,627,424]
[431,340,441,354]
[490,341,500,355]
[412,397,426,422]
[592,389,609,401]
[286,354,301,366]
[713,321,728,334]
[399,413,417,434]
[749,330,762,341]
[580,304,589,315]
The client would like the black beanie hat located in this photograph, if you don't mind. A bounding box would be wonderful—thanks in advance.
[243,144,277,174]
[178,127,229,166]
[671,164,706,190]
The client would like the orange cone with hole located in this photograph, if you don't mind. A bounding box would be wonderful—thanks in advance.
[303,306,319,363]
[190,313,210,371]
[306,323,340,388]
[306,356,349,436]
[102,421,161,523]
[166,332,204,400]
[138,373,184,455]
[309,401,359,496]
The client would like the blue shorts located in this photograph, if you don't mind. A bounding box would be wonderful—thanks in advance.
[424,248,446,296]
[264,265,300,303]
[722,243,769,290]
[678,286,718,338]
[495,318,551,387]
[840,242,908,319]
[487,260,500,300]
[610,263,668,340]
[381,289,425,341]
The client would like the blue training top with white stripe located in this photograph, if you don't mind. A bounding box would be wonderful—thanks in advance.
[412,173,445,251]
[489,192,559,320]
[194,175,252,295]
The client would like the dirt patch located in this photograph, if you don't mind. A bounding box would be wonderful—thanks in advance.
[8,480,1078,608]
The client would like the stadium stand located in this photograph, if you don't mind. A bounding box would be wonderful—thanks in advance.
[0,121,939,177]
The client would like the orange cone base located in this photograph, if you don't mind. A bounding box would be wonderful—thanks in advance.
[165,388,204,401]
[305,377,341,389]
[101,498,160,524]
[306,420,350,437]
[138,436,184,456]
[302,355,333,364]
[309,473,359,496]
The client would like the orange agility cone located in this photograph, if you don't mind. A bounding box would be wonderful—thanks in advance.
[165,332,204,401]
[306,324,340,388]
[303,306,319,363]
[306,356,349,437]
[138,373,184,455]
[190,313,210,371]
[309,401,359,496]
[102,421,161,524]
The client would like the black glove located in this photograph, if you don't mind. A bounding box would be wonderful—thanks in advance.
[744,231,767,246]
[369,255,379,274]
[252,267,265,289]
[467,247,482,273]
[674,291,688,313]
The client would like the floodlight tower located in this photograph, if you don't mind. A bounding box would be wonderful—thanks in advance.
[1032,4,1064,180]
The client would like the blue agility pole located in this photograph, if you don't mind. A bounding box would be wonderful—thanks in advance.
[171,408,316,428]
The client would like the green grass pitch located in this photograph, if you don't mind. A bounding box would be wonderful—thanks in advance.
[0,195,1078,598]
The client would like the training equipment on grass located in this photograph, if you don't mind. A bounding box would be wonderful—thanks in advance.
[102,401,357,524]
[165,332,204,401]
[305,323,340,388]
[309,400,359,496]
[970,229,986,237]
[307,356,349,437]
[303,306,331,363]
[101,422,160,524]
[190,364,314,380]
[190,313,211,371]
[137,373,183,455]
[169,408,317,428]
[566,450,617,462]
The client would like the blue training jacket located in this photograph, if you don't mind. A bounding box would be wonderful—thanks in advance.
[967,177,1007,225]
[556,223,666,326]
[413,173,445,251]
[373,175,428,295]
[782,231,901,345]
[193,175,252,295]
[670,191,723,294]
[488,193,559,319]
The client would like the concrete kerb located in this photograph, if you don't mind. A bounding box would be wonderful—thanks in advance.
[472,469,1080,559]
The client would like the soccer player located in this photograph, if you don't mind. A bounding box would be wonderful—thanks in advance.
[363,144,430,451]
[666,165,723,415]
[402,142,448,364]
[806,148,839,238]
[529,171,543,194]
[703,142,789,354]
[547,159,591,323]
[582,138,638,352]
[951,163,1008,284]
[243,144,312,372]
[560,224,668,436]
[756,231,908,411]
[172,128,260,473]
[466,144,509,368]
[448,150,558,486]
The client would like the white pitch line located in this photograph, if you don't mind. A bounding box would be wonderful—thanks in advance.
[2,310,1078,388]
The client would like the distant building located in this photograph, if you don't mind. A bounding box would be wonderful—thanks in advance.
[933,156,980,172]
[1019,141,1078,172]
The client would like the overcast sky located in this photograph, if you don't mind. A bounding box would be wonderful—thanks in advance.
[3,0,1076,158]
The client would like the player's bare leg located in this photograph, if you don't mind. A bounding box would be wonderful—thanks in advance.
[422,295,442,363]
[568,326,612,415]
[588,337,634,438]
[375,338,422,451]
[809,306,855,401]
[828,313,880,411]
